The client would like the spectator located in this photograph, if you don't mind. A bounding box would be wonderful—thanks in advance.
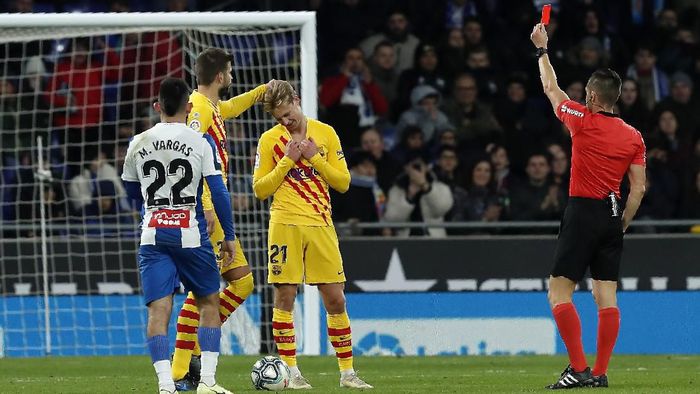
[657,25,697,74]
[451,158,503,223]
[82,179,133,236]
[464,45,501,100]
[563,37,608,85]
[439,28,467,80]
[384,150,453,237]
[548,143,570,205]
[510,153,564,221]
[396,85,452,145]
[442,73,502,147]
[432,145,465,190]
[391,125,426,165]
[637,143,679,225]
[655,71,700,139]
[395,44,449,116]
[68,150,126,213]
[626,44,670,110]
[18,57,51,149]
[565,80,585,104]
[46,37,121,176]
[495,76,554,168]
[360,10,420,75]
[137,30,184,108]
[360,128,401,194]
[331,151,385,235]
[618,78,652,133]
[488,143,514,197]
[652,110,692,177]
[680,169,700,219]
[320,47,388,148]
[368,41,399,108]
[578,7,630,71]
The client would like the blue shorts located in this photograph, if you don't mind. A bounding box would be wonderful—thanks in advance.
[138,244,220,305]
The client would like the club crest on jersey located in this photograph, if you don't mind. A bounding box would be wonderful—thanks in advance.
[337,150,345,159]
[271,265,282,276]
[288,167,319,181]
[148,209,190,228]
[189,120,201,131]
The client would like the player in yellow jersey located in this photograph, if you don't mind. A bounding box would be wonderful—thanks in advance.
[253,80,373,390]
[172,47,268,391]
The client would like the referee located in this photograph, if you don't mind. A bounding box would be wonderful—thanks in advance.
[530,24,647,389]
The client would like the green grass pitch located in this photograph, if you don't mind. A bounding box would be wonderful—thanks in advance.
[0,355,698,393]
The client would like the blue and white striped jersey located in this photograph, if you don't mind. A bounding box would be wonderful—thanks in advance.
[121,122,222,248]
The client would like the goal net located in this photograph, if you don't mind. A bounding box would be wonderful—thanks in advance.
[0,12,318,357]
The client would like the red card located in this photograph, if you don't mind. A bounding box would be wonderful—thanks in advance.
[541,4,551,25]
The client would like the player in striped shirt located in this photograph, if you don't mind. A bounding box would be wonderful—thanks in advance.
[172,48,268,389]
[253,80,372,389]
[122,78,234,394]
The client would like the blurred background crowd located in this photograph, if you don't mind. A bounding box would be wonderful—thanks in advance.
[2,0,700,237]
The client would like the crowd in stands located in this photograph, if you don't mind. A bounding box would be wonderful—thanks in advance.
[1,0,700,237]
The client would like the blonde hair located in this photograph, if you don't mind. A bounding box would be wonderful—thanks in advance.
[263,80,297,112]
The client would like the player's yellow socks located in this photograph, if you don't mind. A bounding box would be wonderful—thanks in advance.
[219,272,254,322]
[272,308,297,367]
[327,311,353,372]
[172,292,199,380]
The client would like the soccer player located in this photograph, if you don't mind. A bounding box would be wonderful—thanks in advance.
[122,78,235,394]
[172,48,268,390]
[253,80,373,390]
[530,24,646,389]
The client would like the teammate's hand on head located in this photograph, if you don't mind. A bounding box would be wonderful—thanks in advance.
[220,240,236,268]
[530,23,548,48]
[285,140,302,162]
[300,137,318,159]
[204,209,216,235]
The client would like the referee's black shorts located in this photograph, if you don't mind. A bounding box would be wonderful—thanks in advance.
[552,197,624,282]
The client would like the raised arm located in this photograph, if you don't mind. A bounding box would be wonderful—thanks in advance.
[219,84,267,120]
[622,164,646,232]
[530,23,569,112]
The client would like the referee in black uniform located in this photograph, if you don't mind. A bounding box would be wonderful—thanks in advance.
[530,23,647,389]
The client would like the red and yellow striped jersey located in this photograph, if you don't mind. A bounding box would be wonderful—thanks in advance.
[187,85,266,210]
[252,118,350,226]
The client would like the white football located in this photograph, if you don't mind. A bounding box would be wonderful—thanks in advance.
[251,355,290,391]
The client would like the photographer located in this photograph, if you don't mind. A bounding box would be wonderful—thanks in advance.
[384,150,453,237]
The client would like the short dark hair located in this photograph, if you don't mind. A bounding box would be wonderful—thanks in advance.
[587,68,622,106]
[158,78,190,116]
[195,48,234,86]
[348,150,376,169]
[373,40,394,54]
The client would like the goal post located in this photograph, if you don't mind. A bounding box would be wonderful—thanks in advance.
[0,11,320,357]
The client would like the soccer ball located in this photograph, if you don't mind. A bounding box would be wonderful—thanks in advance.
[251,356,290,391]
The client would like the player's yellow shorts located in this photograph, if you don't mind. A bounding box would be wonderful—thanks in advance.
[209,210,248,274]
[267,222,345,285]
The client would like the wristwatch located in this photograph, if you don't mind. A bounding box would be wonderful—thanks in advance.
[536,47,548,58]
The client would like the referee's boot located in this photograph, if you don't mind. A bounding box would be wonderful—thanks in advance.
[591,374,608,388]
[546,365,593,389]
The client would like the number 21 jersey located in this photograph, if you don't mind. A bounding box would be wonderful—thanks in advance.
[122,122,222,248]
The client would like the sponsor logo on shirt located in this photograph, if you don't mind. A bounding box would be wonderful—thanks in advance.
[148,209,190,228]
[254,151,260,169]
[287,167,319,181]
[560,104,584,118]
